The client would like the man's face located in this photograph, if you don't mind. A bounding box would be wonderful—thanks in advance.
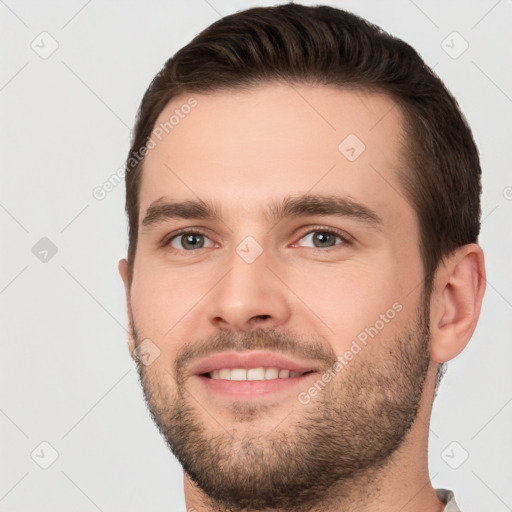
[122,84,433,510]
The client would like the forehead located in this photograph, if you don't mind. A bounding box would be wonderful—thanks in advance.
[139,83,412,230]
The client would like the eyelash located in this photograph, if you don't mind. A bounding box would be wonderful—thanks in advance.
[161,226,353,253]
[294,226,353,246]
[161,228,212,251]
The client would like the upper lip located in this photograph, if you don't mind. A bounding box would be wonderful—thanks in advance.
[190,351,321,376]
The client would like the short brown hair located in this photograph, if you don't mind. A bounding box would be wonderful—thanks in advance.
[124,3,482,302]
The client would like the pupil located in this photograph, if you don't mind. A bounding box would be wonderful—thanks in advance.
[314,232,335,247]
[183,234,204,250]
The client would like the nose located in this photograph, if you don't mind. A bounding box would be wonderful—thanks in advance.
[205,247,291,332]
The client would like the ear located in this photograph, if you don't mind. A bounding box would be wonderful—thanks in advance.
[118,259,136,354]
[429,243,486,363]
[118,258,130,290]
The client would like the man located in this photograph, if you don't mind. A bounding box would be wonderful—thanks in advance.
[119,4,486,511]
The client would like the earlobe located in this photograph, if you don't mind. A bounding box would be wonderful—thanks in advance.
[118,258,130,289]
[118,258,136,354]
[429,244,486,363]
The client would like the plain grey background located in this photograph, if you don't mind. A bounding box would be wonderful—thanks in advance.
[1,1,511,510]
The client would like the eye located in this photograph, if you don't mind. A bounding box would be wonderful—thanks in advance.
[295,228,350,249]
[166,230,215,251]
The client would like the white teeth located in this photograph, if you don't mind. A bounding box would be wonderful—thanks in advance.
[219,368,231,379]
[264,367,279,379]
[247,367,265,381]
[230,369,247,381]
[207,367,308,380]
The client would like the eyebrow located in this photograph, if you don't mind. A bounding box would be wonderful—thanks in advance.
[142,199,218,227]
[266,194,383,228]
[141,194,383,230]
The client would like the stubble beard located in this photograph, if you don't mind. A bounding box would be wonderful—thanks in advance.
[132,304,431,511]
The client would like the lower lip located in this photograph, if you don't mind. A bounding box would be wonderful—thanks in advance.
[195,373,316,399]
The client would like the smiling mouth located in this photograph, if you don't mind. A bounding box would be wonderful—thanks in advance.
[201,367,315,380]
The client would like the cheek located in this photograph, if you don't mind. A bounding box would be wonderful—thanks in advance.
[288,256,411,358]
[129,261,214,340]
[129,280,190,367]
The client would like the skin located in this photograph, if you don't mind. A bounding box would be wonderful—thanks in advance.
[119,83,486,511]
